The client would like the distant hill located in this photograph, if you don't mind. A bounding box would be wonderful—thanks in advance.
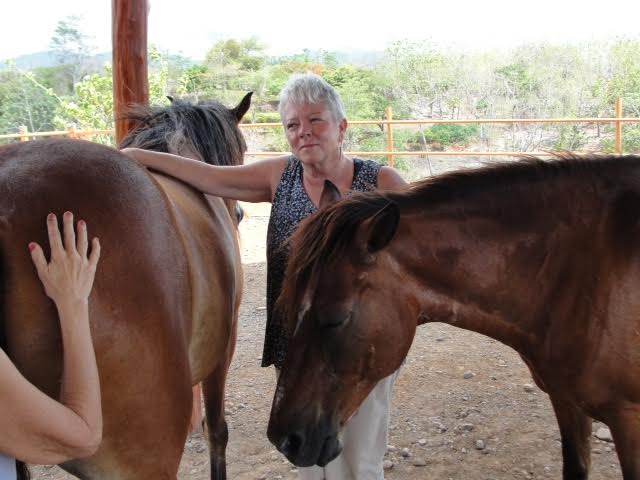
[1,48,385,73]
[334,49,387,67]
[0,51,58,70]
[0,51,112,71]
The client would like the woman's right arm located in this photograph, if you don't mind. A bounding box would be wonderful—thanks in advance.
[0,212,101,465]
[121,148,286,203]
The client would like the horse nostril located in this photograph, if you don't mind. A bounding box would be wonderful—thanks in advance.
[280,430,305,457]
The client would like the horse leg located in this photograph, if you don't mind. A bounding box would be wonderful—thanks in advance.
[605,405,640,480]
[549,394,592,480]
[190,383,204,433]
[202,361,232,480]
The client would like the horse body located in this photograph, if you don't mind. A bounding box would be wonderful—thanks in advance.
[268,156,640,479]
[1,140,193,478]
[152,173,242,382]
[0,94,250,479]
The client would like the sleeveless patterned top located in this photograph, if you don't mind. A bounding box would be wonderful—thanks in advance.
[263,155,381,368]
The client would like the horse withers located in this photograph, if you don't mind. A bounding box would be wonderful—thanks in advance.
[268,155,640,480]
[0,93,251,479]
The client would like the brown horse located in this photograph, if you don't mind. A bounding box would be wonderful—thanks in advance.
[0,93,251,479]
[268,154,640,480]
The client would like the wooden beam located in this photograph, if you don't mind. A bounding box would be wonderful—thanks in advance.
[112,0,149,145]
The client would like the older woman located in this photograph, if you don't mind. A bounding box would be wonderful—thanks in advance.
[122,73,406,479]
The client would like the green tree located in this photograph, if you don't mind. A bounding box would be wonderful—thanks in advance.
[53,67,114,143]
[49,15,95,88]
[0,66,59,138]
[201,37,267,103]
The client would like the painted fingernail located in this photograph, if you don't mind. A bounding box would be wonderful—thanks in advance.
[79,220,86,227]
[47,213,55,221]
[28,243,36,252]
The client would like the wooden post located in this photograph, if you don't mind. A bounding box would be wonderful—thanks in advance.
[18,125,29,142]
[68,123,78,139]
[112,0,149,145]
[386,106,394,168]
[615,98,623,155]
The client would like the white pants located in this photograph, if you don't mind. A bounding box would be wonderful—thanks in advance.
[297,369,399,480]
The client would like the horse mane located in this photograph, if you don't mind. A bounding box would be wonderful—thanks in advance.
[118,98,246,166]
[277,192,394,326]
[277,153,640,324]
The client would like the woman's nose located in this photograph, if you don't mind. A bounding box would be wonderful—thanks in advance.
[299,122,312,137]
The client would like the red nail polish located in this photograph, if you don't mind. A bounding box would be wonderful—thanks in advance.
[28,243,36,252]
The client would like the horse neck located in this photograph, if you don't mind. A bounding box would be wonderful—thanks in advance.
[386,205,572,354]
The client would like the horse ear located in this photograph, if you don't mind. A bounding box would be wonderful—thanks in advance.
[233,92,253,122]
[358,201,400,254]
[319,180,341,209]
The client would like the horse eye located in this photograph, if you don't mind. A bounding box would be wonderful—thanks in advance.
[323,310,352,329]
[323,318,343,329]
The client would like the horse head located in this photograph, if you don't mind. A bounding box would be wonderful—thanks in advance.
[267,185,417,467]
[120,92,251,164]
[119,93,252,222]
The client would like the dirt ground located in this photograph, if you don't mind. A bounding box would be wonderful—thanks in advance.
[31,160,624,479]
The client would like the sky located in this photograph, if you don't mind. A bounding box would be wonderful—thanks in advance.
[2,0,640,61]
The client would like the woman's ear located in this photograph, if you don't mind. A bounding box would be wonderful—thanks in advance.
[338,118,348,143]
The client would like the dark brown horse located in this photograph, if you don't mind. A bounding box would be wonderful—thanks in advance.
[268,154,640,480]
[0,93,252,479]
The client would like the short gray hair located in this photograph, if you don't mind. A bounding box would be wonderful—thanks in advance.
[278,73,346,123]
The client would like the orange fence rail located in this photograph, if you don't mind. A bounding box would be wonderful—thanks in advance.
[2,99,639,167]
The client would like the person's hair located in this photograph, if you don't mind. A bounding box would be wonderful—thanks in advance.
[278,73,346,123]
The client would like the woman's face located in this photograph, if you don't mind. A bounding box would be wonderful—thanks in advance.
[283,102,347,166]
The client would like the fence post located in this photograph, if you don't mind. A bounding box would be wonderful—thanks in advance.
[18,125,29,142]
[68,123,78,139]
[615,98,623,155]
[386,106,394,168]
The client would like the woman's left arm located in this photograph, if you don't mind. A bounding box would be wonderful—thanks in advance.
[377,166,408,191]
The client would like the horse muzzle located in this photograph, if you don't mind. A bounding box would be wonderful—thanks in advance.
[267,415,342,467]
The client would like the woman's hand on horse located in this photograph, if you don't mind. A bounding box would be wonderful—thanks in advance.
[29,212,100,309]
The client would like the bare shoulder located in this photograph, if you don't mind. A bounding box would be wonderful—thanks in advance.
[378,166,408,191]
[244,155,290,200]
[252,155,288,179]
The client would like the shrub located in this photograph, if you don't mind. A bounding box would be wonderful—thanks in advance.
[423,124,479,146]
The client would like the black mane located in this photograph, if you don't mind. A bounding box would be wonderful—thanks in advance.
[119,98,246,166]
